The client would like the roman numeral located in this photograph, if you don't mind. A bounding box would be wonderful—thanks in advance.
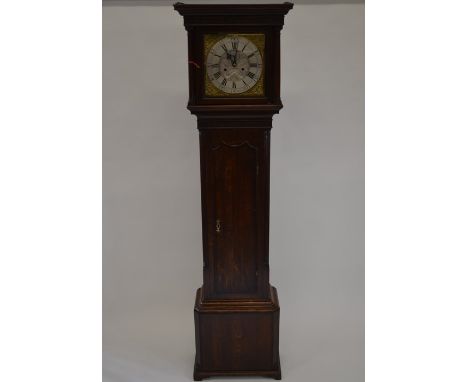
[232,82,236,89]
[213,71,221,79]
[221,78,227,86]
[221,44,229,54]
[231,40,238,50]
[247,71,255,79]
[250,63,258,68]
[247,51,257,59]
[241,44,247,52]
[208,63,218,68]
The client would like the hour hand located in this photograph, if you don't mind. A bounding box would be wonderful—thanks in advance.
[221,44,231,61]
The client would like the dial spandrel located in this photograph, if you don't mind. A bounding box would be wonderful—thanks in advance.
[205,34,264,96]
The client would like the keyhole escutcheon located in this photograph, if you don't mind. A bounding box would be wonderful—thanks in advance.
[216,219,221,233]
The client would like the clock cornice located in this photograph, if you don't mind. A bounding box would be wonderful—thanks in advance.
[174,2,293,28]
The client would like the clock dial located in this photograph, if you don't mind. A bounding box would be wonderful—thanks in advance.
[206,35,263,95]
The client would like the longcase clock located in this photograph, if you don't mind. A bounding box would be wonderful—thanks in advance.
[174,3,293,380]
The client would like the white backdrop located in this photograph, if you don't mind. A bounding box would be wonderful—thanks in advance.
[103,3,364,381]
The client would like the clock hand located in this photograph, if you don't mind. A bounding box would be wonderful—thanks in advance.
[221,45,231,62]
[233,44,238,66]
[222,44,236,66]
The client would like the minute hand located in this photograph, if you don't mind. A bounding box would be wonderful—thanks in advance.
[233,46,238,66]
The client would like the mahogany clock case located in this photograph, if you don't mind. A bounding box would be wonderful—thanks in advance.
[175,3,293,380]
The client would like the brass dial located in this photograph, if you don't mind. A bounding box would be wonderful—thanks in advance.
[206,35,263,95]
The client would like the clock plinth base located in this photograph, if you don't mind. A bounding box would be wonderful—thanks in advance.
[193,362,281,381]
[193,286,281,381]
